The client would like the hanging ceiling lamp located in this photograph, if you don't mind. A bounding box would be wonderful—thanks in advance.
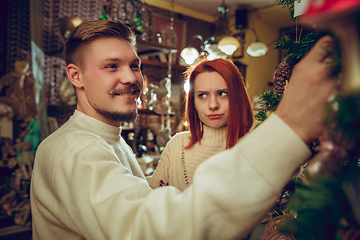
[246,27,268,57]
[180,47,200,65]
[180,35,204,65]
[180,0,242,64]
[215,0,240,56]
[204,0,239,57]
[218,36,240,55]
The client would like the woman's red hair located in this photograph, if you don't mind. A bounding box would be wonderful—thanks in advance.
[185,58,254,149]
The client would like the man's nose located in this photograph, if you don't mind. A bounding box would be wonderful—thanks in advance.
[120,67,138,85]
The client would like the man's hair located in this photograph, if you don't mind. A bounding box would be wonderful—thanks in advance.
[63,20,136,66]
[185,58,254,149]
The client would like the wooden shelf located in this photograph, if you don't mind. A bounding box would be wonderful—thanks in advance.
[139,109,174,116]
[137,39,186,71]
[141,60,186,71]
[139,109,160,116]
[137,39,177,56]
[0,222,32,237]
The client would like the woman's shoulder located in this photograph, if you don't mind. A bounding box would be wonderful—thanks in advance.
[166,131,190,146]
[159,131,189,161]
[173,131,190,138]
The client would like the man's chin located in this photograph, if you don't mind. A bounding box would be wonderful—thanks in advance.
[96,108,138,123]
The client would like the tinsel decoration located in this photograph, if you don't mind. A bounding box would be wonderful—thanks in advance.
[263,215,296,240]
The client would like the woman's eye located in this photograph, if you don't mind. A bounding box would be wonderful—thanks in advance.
[198,93,207,99]
[220,91,228,97]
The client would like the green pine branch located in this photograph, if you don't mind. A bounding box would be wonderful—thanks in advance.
[254,90,282,123]
[275,31,342,76]
[254,110,268,123]
[276,0,296,21]
[275,32,329,63]
[280,175,352,240]
[259,90,282,109]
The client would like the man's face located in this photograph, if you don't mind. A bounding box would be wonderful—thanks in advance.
[76,37,143,126]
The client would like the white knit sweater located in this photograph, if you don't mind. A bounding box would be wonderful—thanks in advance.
[147,125,228,191]
[31,111,311,240]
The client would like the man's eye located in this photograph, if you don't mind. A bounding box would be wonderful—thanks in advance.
[131,64,140,70]
[106,64,117,69]
[220,91,228,97]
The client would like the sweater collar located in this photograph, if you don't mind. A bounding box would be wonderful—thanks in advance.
[72,110,122,137]
[201,124,228,147]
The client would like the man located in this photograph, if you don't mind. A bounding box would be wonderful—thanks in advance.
[30,20,337,240]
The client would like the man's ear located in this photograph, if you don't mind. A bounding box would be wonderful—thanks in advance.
[66,64,83,88]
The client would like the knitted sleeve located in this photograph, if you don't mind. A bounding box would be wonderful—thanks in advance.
[146,134,180,189]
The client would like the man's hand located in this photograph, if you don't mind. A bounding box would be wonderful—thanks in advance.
[275,36,338,143]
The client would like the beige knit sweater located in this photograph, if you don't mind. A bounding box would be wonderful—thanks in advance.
[147,125,228,191]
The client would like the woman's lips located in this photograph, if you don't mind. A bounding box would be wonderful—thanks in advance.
[207,114,221,119]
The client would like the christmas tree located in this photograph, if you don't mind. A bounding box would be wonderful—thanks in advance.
[258,1,360,239]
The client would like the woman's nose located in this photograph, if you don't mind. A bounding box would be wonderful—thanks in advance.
[209,97,219,110]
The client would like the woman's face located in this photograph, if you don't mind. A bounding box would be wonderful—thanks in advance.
[193,71,229,129]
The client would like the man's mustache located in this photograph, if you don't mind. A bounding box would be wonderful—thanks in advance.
[108,84,141,96]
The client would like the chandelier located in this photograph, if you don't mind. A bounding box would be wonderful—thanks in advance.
[181,0,239,64]
[181,0,268,65]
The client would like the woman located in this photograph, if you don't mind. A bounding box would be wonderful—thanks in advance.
[147,58,254,191]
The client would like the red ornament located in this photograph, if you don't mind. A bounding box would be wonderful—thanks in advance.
[302,0,360,22]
